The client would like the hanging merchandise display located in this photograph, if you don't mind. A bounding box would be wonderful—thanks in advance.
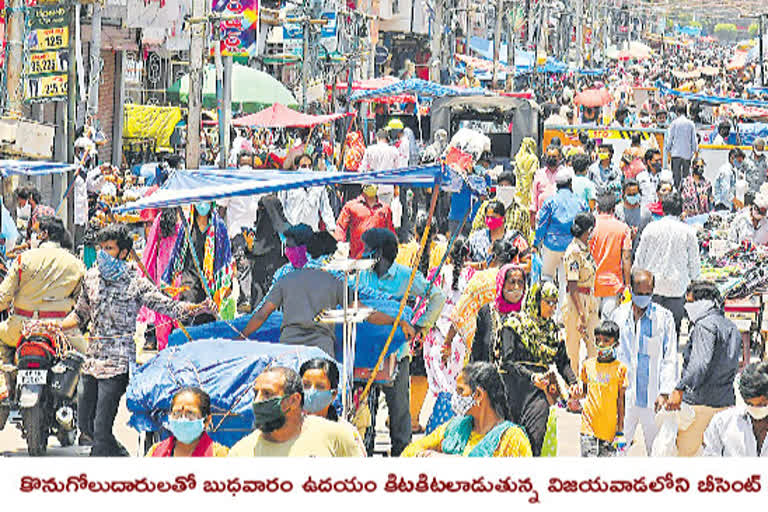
[23,4,70,103]
[211,0,259,56]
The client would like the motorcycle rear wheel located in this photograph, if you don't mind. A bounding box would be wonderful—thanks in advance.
[22,405,48,456]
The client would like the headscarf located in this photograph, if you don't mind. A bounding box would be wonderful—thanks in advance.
[514,138,539,208]
[495,264,526,314]
[163,204,234,308]
[504,281,562,367]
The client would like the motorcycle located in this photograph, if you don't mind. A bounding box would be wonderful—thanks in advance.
[0,325,83,456]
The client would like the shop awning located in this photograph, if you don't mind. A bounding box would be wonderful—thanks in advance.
[349,78,487,102]
[114,164,487,213]
[232,103,353,128]
[0,160,77,178]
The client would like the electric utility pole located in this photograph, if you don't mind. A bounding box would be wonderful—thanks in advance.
[187,0,207,170]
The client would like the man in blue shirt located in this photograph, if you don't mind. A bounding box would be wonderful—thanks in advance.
[356,228,446,456]
[533,168,588,306]
[664,100,698,189]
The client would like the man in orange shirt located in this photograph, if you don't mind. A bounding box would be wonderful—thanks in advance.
[589,192,632,320]
[335,184,396,259]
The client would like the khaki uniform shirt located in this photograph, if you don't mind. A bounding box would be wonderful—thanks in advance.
[563,237,596,290]
[0,242,85,348]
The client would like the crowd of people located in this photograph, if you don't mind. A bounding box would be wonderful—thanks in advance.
[1,34,768,459]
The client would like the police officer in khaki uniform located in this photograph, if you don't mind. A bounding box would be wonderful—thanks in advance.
[562,212,599,376]
[0,216,86,402]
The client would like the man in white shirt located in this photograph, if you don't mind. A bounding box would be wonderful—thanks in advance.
[702,362,768,457]
[635,149,673,206]
[74,168,88,251]
[613,269,678,454]
[634,191,701,338]
[278,154,336,233]
[218,151,262,310]
[359,129,399,206]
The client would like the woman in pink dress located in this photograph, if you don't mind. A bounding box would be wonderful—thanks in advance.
[138,209,181,350]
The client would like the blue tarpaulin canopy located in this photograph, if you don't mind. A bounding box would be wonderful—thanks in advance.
[114,164,487,213]
[0,160,77,177]
[657,82,768,108]
[468,36,535,68]
[349,78,487,102]
[747,87,768,98]
[126,340,334,446]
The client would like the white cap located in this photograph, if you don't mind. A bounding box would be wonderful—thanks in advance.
[554,167,574,185]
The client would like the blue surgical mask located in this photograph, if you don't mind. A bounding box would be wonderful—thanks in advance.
[625,194,641,206]
[96,249,128,281]
[168,418,205,444]
[631,293,653,309]
[195,202,212,216]
[302,388,335,414]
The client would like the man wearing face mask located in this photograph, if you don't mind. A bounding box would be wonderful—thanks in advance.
[665,281,741,457]
[636,149,670,207]
[703,361,768,456]
[611,269,678,455]
[728,192,768,245]
[712,120,733,146]
[713,148,745,211]
[533,168,588,310]
[0,217,85,407]
[588,144,622,203]
[530,145,564,223]
[355,227,445,456]
[615,179,652,258]
[229,367,365,456]
[334,183,395,259]
[13,185,54,245]
[59,223,212,454]
[358,129,399,206]
[742,138,768,195]
[277,154,336,233]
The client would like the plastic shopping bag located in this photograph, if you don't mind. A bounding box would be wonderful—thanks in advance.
[390,195,403,228]
[540,406,558,457]
[651,403,695,457]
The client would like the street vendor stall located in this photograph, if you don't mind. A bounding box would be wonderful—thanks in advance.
[116,163,488,431]
[698,212,768,365]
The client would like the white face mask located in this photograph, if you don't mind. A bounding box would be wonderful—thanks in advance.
[684,299,715,323]
[17,204,31,218]
[495,186,516,209]
[746,404,768,420]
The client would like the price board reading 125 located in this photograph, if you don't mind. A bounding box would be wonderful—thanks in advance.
[27,26,68,51]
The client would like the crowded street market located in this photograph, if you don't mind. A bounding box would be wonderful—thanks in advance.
[0,0,767,465]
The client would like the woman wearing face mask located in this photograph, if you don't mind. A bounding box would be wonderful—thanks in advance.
[488,281,579,456]
[471,172,532,246]
[401,362,532,457]
[562,213,598,378]
[467,200,508,266]
[163,201,235,323]
[681,158,713,216]
[299,358,369,454]
[147,387,229,457]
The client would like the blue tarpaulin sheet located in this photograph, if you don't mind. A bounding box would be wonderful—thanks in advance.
[657,82,768,108]
[0,160,77,178]
[167,299,414,369]
[126,340,333,447]
[114,164,488,213]
[706,123,768,146]
[349,78,487,102]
